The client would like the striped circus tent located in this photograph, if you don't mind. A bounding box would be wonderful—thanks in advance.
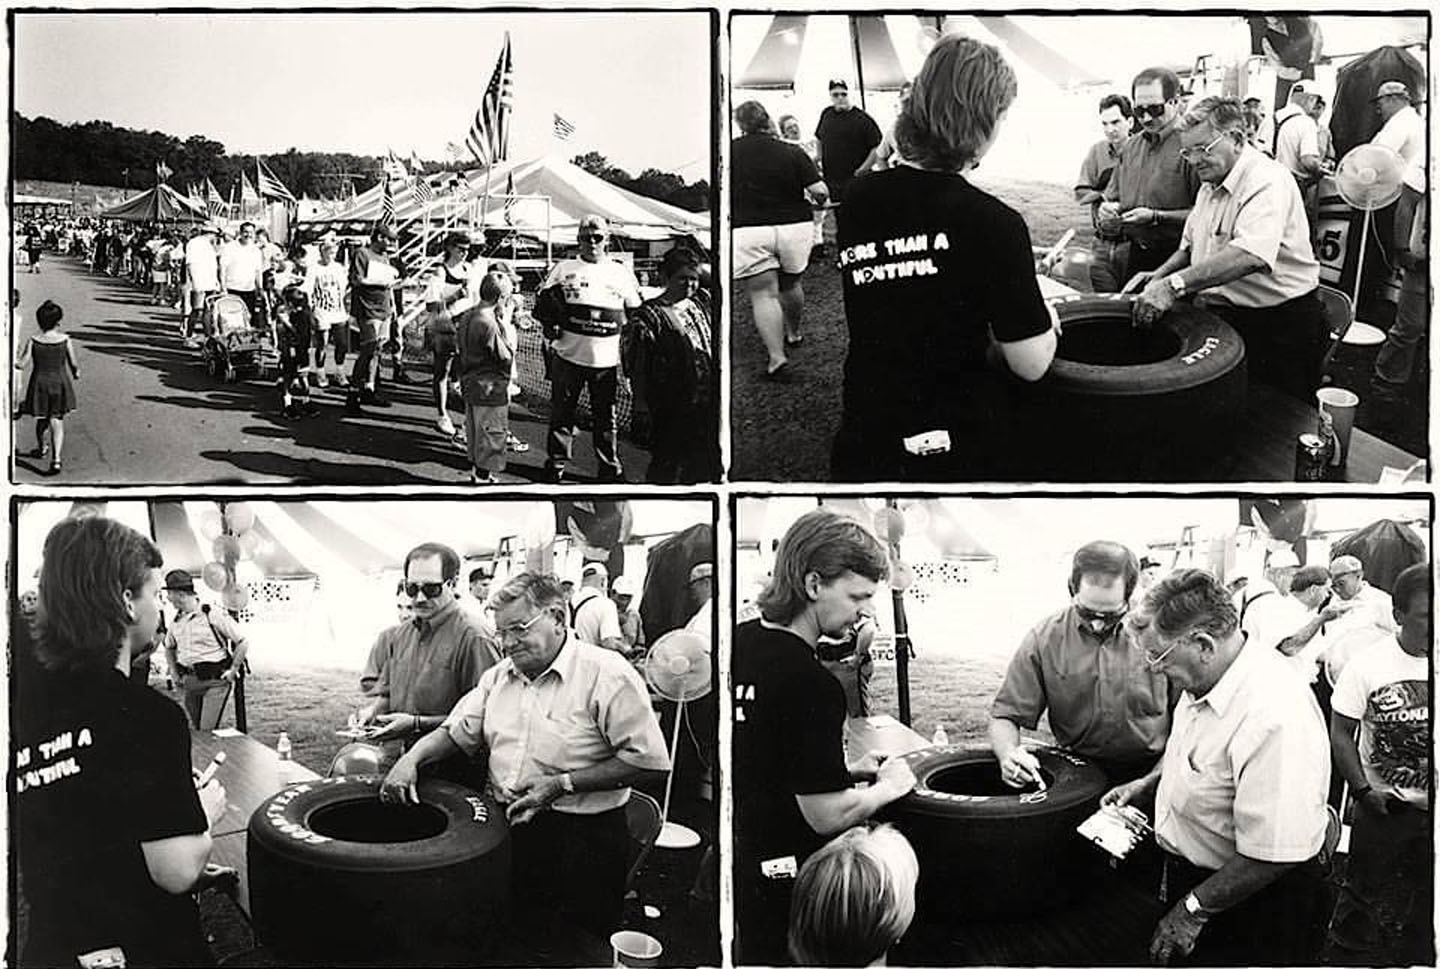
[310,154,709,246]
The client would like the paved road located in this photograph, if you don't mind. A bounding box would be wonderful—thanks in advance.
[12,255,649,485]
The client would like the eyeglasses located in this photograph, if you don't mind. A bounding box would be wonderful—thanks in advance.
[1179,133,1229,160]
[1135,102,1172,119]
[497,610,549,642]
[404,581,447,600]
[831,90,848,98]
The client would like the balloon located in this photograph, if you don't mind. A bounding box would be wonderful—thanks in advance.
[890,560,916,592]
[212,535,242,566]
[221,584,250,611]
[872,508,906,544]
[224,503,255,535]
[238,530,262,559]
[201,562,229,592]
[198,510,224,542]
[234,561,264,588]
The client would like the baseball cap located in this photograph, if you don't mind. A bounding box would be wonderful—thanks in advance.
[829,78,849,92]
[1328,555,1364,577]
[164,570,196,594]
[582,562,609,580]
[442,230,471,250]
[689,562,714,584]
[372,222,399,241]
[1374,80,1410,101]
[612,575,639,597]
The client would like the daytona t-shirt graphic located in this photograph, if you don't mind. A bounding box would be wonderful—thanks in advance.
[1365,679,1429,794]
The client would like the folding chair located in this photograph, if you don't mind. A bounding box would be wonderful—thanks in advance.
[1316,284,1355,381]
[624,790,664,891]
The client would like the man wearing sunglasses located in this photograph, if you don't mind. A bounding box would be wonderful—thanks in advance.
[362,543,500,759]
[1099,67,1200,284]
[1126,96,1325,404]
[533,214,642,483]
[1103,569,1331,966]
[380,572,668,943]
[990,540,1171,790]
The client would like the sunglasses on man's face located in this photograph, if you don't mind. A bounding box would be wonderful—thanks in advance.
[1135,102,1172,119]
[404,581,447,600]
[580,232,606,242]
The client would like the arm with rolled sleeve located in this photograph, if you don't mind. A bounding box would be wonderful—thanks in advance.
[990,625,1049,732]
[595,663,671,775]
[1166,185,1271,294]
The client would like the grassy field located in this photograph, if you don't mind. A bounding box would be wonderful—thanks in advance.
[155,657,361,774]
[867,653,1053,748]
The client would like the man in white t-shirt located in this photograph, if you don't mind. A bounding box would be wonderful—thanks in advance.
[301,233,350,386]
[570,563,627,655]
[1326,563,1429,964]
[1369,80,1428,402]
[183,223,222,346]
[534,214,641,483]
[219,221,266,325]
[1321,555,1398,688]
[1237,550,1306,654]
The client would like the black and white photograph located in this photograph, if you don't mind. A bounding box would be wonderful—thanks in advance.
[10,496,718,967]
[11,11,717,485]
[731,493,1432,966]
[729,13,1428,483]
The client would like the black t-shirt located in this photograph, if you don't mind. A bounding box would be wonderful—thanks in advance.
[731,134,822,228]
[836,166,1052,441]
[815,107,882,186]
[732,620,851,877]
[13,668,212,967]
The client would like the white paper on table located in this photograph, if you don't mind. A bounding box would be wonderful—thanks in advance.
[210,727,243,737]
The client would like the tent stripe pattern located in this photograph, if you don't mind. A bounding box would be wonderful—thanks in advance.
[466,33,514,166]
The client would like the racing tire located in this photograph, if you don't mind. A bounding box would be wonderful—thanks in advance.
[881,745,1108,922]
[1015,294,1247,481]
[247,774,510,964]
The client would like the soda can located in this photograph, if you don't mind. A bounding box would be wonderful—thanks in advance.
[1294,433,1331,482]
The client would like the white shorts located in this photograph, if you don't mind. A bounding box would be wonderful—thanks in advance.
[734,222,813,280]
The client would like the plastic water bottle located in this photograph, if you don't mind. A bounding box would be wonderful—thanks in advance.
[276,730,294,782]
[931,724,949,747]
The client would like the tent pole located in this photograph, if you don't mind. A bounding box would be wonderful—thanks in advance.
[887,497,912,726]
[849,17,869,111]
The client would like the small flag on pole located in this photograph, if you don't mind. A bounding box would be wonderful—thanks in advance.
[380,177,396,225]
[240,173,260,206]
[408,149,425,175]
[156,159,174,182]
[465,32,515,167]
[414,176,434,205]
[384,148,408,181]
[445,141,463,163]
[553,113,576,141]
[503,172,518,226]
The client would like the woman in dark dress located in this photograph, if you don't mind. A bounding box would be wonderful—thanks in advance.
[15,299,79,475]
[14,515,227,967]
[832,34,1059,481]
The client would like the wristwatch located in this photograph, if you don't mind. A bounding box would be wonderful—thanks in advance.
[559,772,576,794]
[1183,891,1211,920]
[1167,274,1188,297]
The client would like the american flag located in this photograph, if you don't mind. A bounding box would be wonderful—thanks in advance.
[409,149,425,175]
[465,33,514,167]
[240,173,260,205]
[414,176,435,205]
[256,158,296,203]
[155,159,173,182]
[503,171,517,226]
[553,113,576,141]
[380,176,395,225]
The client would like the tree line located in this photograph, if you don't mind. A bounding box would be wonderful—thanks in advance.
[11,113,710,212]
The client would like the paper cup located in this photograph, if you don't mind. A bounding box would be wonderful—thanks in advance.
[1316,387,1359,462]
[611,930,663,968]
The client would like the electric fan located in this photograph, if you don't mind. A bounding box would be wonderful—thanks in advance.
[1333,142,1406,331]
[644,628,712,849]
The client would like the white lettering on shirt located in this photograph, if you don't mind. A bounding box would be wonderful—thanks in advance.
[845,232,947,286]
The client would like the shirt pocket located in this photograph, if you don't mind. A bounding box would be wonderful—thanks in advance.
[527,712,606,773]
[1172,746,1235,819]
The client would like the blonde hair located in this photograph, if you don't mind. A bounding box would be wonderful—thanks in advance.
[788,825,920,966]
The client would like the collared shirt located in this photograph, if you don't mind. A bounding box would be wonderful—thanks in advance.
[361,621,408,695]
[1238,581,1309,655]
[1182,145,1320,308]
[1156,640,1330,870]
[166,607,243,667]
[1270,103,1320,176]
[1075,138,1122,206]
[1322,583,1399,686]
[1103,121,1200,251]
[375,599,500,717]
[443,632,669,814]
[1372,104,1425,194]
[991,604,1172,764]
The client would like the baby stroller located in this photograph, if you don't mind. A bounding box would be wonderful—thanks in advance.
[201,293,276,383]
